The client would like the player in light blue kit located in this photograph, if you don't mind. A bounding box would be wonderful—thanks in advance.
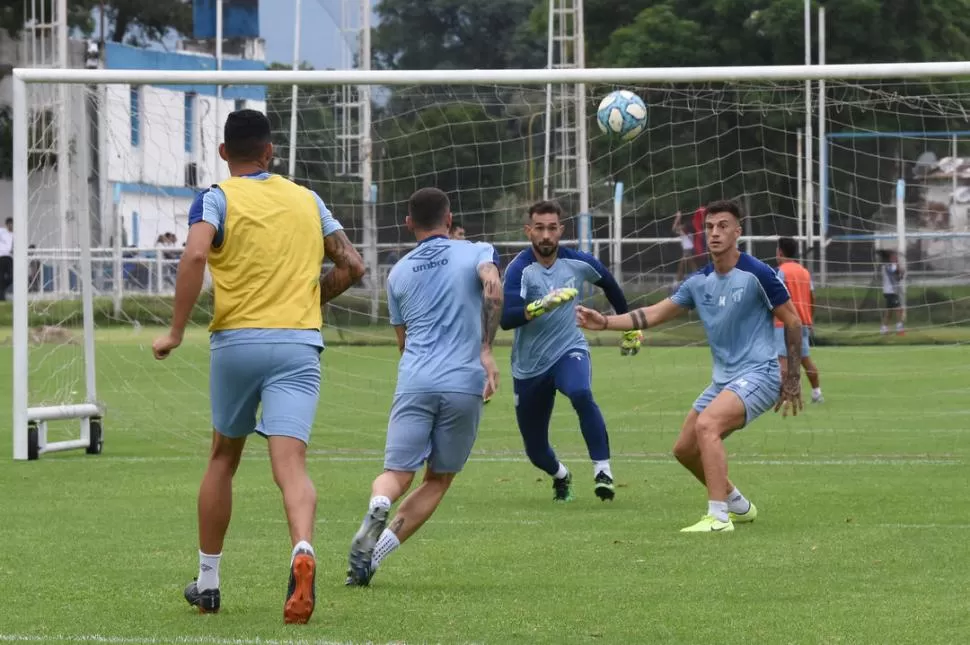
[345,188,502,586]
[501,200,641,503]
[577,200,804,532]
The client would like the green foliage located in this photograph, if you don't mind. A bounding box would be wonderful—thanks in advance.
[372,0,545,70]
[0,0,189,45]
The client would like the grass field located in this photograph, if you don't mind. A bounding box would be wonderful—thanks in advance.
[0,325,968,644]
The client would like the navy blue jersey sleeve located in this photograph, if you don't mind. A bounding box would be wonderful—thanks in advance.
[187,189,209,226]
[580,252,629,314]
[742,254,790,310]
[501,256,530,330]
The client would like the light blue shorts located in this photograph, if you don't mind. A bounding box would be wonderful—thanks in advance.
[692,368,781,427]
[384,392,483,473]
[774,326,812,358]
[209,343,322,444]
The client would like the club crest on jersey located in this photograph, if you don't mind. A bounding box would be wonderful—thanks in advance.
[731,287,744,303]
[563,277,577,289]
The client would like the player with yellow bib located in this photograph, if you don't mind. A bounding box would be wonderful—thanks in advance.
[152,110,364,624]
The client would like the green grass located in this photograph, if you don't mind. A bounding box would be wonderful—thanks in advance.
[0,330,969,644]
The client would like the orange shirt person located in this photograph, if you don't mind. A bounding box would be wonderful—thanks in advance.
[774,237,823,403]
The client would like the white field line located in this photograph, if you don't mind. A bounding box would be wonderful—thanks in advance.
[0,635,370,645]
[54,451,964,466]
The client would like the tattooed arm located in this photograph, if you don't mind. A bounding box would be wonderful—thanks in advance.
[773,301,804,416]
[479,262,503,349]
[320,230,366,305]
[478,261,503,401]
[575,298,685,332]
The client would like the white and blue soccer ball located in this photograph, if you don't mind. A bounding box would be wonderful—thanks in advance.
[596,90,647,142]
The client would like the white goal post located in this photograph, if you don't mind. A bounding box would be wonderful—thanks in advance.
[11,61,970,460]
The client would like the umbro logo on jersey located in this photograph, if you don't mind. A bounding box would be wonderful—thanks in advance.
[410,244,449,273]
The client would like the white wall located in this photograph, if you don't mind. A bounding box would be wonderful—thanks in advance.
[105,84,265,189]
[118,193,193,247]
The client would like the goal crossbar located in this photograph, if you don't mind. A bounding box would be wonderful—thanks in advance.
[12,60,970,460]
[13,61,970,86]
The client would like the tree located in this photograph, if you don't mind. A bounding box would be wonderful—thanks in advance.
[0,0,191,46]
[372,0,545,70]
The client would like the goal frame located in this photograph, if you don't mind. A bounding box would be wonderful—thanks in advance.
[12,61,970,460]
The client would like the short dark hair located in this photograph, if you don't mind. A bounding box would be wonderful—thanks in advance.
[4,218,11,225]
[409,187,451,230]
[528,200,562,220]
[223,109,271,161]
[705,200,743,222]
[777,236,798,259]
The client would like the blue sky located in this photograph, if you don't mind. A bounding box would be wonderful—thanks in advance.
[260,0,379,69]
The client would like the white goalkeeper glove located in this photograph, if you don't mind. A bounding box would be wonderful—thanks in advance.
[620,330,643,356]
[526,287,579,319]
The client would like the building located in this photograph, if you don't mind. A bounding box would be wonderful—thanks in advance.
[1,0,266,257]
[104,41,266,249]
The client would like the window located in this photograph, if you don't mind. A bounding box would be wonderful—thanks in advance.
[130,87,140,147]
[234,99,245,112]
[184,93,195,154]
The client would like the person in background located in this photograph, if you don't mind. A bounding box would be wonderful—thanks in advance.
[775,237,823,403]
[449,219,466,240]
[0,217,14,301]
[672,210,698,286]
[879,249,905,335]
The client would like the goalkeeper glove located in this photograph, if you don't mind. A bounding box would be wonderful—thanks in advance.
[526,287,579,319]
[620,330,643,356]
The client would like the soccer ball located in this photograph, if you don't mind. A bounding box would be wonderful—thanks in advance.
[596,90,647,142]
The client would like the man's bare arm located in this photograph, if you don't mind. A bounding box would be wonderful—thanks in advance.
[588,298,686,331]
[479,263,503,349]
[321,230,366,304]
[169,222,217,339]
[394,325,406,354]
[775,301,803,378]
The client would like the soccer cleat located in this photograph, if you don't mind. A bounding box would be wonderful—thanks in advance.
[345,506,388,587]
[552,473,574,502]
[811,393,824,404]
[593,471,615,501]
[284,548,316,624]
[184,579,220,614]
[680,515,734,533]
[728,501,758,524]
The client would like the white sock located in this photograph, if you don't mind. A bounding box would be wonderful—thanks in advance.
[812,387,822,398]
[290,540,314,565]
[726,487,750,515]
[369,495,392,512]
[371,528,401,570]
[896,321,904,330]
[553,463,569,480]
[708,500,729,523]
[880,325,888,334]
[593,460,612,480]
[197,551,221,591]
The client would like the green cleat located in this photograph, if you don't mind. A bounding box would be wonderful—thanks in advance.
[552,473,574,502]
[680,514,734,533]
[729,501,757,524]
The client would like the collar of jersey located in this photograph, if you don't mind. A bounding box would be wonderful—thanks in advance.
[240,171,271,179]
[417,234,448,245]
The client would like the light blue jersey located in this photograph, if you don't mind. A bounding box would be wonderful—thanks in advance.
[671,253,790,385]
[388,235,499,396]
[188,171,344,350]
[502,247,628,380]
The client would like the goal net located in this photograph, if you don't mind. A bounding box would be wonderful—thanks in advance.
[11,66,970,461]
